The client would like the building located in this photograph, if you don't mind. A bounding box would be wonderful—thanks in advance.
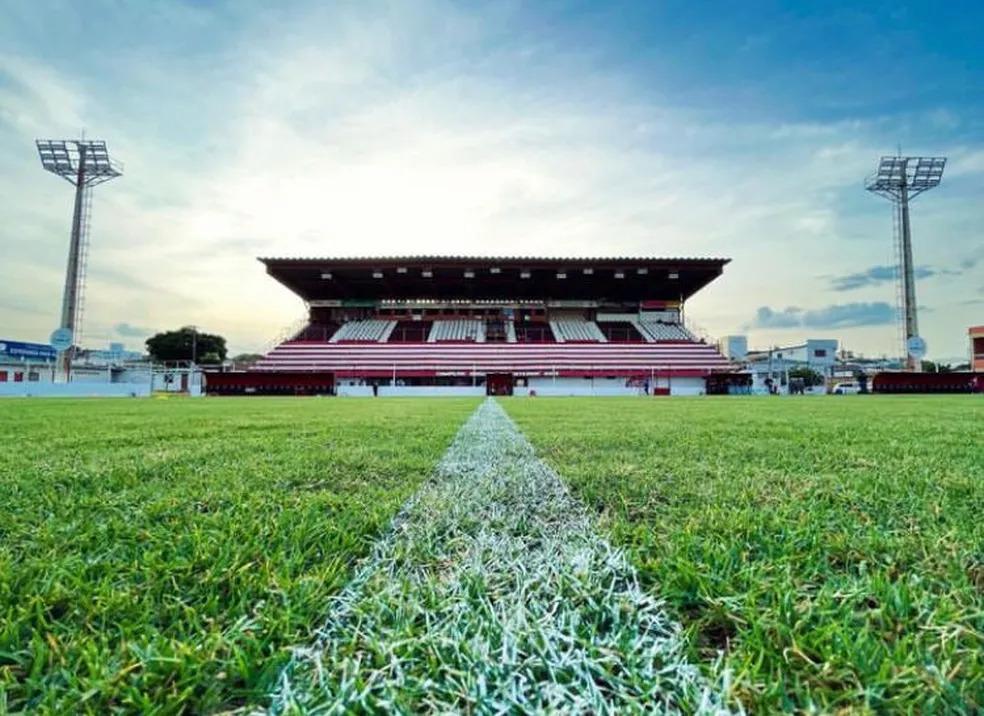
[249,256,734,396]
[742,339,839,393]
[720,335,748,361]
[0,338,164,397]
[0,339,56,384]
[970,325,984,373]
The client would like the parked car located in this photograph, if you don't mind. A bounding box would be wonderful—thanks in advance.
[832,381,861,395]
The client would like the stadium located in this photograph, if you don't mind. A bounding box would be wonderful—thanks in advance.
[207,255,733,396]
[4,5,984,715]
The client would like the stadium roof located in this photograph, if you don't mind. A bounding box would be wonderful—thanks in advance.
[259,255,730,303]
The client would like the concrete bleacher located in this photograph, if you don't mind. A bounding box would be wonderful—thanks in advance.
[428,319,485,342]
[549,320,607,343]
[329,319,397,343]
[636,321,693,341]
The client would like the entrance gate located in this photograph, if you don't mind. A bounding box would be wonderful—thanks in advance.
[486,373,514,396]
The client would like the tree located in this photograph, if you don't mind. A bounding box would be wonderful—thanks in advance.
[231,353,264,366]
[788,366,824,387]
[146,327,227,363]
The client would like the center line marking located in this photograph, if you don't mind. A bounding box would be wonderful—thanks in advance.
[266,399,737,714]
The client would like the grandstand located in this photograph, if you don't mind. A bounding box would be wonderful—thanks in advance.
[247,256,733,396]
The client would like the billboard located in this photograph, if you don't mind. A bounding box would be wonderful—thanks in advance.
[0,339,57,362]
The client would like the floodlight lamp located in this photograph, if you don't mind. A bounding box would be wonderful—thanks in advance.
[36,139,122,186]
[865,155,947,199]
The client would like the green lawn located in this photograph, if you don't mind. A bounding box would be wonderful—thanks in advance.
[503,395,983,713]
[0,397,479,713]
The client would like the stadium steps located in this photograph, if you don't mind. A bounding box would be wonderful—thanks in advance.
[428,319,484,342]
[549,320,608,343]
[329,319,397,343]
[636,321,694,342]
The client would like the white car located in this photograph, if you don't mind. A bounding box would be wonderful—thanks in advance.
[832,382,861,395]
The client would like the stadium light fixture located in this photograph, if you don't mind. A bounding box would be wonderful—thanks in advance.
[520,270,531,279]
[321,272,333,280]
[865,154,946,370]
[614,271,624,279]
[36,137,123,382]
[582,268,593,275]
[396,266,407,274]
[490,267,501,274]
[422,269,433,278]
[556,272,567,279]
[464,270,475,278]
[668,272,679,280]
[372,271,384,278]
[636,268,648,275]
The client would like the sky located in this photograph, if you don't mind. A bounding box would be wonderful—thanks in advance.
[0,0,981,360]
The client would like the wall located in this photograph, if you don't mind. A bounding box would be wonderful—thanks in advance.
[337,385,375,396]
[0,383,151,398]
[378,386,486,397]
[520,376,644,396]
[666,376,705,396]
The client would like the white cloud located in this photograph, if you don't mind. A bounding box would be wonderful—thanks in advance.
[0,1,981,360]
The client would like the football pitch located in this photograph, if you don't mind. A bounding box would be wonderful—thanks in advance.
[0,395,980,713]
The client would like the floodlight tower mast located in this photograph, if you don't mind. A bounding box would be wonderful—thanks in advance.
[36,139,122,381]
[865,155,945,371]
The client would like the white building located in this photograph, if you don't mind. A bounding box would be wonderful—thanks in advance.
[742,338,839,394]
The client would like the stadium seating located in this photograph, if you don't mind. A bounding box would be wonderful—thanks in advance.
[329,319,397,343]
[428,319,485,342]
[549,320,607,343]
[255,341,733,375]
[636,321,694,342]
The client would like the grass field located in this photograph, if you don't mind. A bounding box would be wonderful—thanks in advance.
[0,397,479,713]
[2,395,981,713]
[504,395,983,713]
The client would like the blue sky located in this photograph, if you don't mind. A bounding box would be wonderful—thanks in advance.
[1,0,981,359]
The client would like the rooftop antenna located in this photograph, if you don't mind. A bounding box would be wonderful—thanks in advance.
[864,153,945,371]
[36,136,123,381]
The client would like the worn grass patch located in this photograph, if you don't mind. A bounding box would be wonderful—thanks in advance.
[0,397,478,713]
[503,395,983,713]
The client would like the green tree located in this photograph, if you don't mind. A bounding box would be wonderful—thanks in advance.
[787,366,824,387]
[231,353,264,366]
[145,327,227,363]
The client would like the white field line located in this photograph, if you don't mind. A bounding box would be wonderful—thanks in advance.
[265,399,737,714]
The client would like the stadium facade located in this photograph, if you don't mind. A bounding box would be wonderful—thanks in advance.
[241,256,734,396]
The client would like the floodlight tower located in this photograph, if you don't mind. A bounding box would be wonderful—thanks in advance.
[36,138,122,381]
[865,155,945,371]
